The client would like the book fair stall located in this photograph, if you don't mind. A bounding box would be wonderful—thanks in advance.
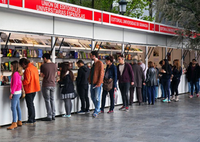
[0,0,196,126]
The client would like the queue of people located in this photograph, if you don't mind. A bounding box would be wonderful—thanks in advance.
[7,51,199,129]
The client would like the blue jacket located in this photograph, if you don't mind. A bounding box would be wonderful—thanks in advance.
[104,63,117,88]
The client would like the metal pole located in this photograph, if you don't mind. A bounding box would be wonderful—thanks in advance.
[145,46,148,68]
[91,40,95,51]
[165,47,168,59]
[181,48,183,68]
[121,43,124,56]
[51,36,55,63]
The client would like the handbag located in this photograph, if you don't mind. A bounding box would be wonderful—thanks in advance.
[103,78,113,91]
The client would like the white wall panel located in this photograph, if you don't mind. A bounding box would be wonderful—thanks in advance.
[94,25,123,42]
[167,36,181,48]
[54,18,93,39]
[0,10,53,34]
[124,30,147,44]
[147,33,167,46]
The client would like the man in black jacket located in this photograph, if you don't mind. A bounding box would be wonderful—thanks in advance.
[76,60,90,114]
[186,59,200,98]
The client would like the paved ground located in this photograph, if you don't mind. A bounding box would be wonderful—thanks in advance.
[0,93,200,142]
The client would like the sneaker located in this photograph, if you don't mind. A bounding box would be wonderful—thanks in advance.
[77,110,85,114]
[25,121,35,125]
[100,110,104,113]
[119,106,124,110]
[52,117,55,120]
[92,113,98,118]
[162,99,168,103]
[107,110,114,113]
[125,107,129,111]
[175,96,179,102]
[168,100,171,103]
[62,114,71,118]
[189,95,193,98]
[197,94,199,97]
[41,117,52,121]
[171,95,175,101]
[85,110,90,114]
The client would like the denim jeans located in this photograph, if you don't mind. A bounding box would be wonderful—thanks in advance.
[42,87,56,118]
[90,84,102,115]
[162,79,171,100]
[160,84,165,98]
[11,94,21,122]
[147,86,156,104]
[119,83,130,107]
[155,79,159,98]
[25,92,36,123]
[101,88,114,111]
[190,81,199,96]
[142,85,147,102]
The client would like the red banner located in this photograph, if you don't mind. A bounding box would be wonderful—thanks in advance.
[25,0,93,21]
[94,11,101,22]
[103,13,109,23]
[160,25,177,34]
[110,15,149,30]
[150,23,159,32]
[0,0,7,4]
[10,0,22,7]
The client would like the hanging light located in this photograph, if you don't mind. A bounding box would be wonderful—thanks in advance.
[119,0,128,15]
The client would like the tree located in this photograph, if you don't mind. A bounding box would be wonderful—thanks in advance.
[112,0,154,21]
[155,0,200,49]
[58,0,154,21]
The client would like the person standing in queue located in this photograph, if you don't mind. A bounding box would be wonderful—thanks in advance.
[186,59,200,98]
[160,59,172,103]
[76,60,90,114]
[58,62,76,118]
[138,60,147,103]
[117,55,134,111]
[171,59,182,101]
[88,51,104,118]
[19,58,40,125]
[7,61,23,130]
[145,61,158,105]
[40,53,57,121]
[100,55,117,113]
[129,59,144,106]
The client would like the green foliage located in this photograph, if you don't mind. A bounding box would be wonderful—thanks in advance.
[57,0,154,21]
[155,0,200,49]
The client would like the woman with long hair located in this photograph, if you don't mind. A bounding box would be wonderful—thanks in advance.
[171,59,182,101]
[7,61,23,130]
[58,62,75,118]
[145,61,158,105]
[160,59,172,103]
[101,55,117,113]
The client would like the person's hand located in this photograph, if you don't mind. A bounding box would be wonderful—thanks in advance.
[143,83,146,85]
[9,94,13,100]
[131,82,134,85]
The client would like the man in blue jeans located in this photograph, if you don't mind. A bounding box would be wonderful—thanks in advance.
[88,51,104,118]
[186,59,200,98]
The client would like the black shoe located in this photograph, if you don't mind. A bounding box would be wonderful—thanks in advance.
[52,117,55,120]
[129,103,132,106]
[41,117,52,121]
[25,121,35,125]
